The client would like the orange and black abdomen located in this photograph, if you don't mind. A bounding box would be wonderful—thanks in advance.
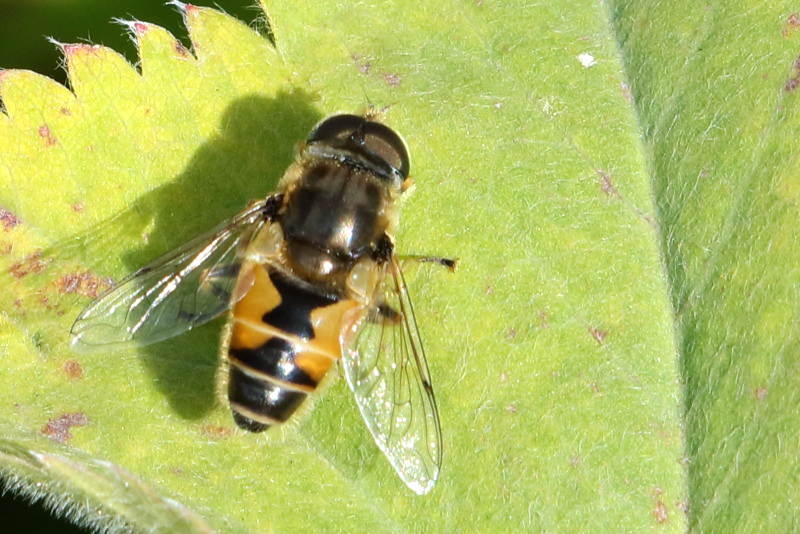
[227,262,357,432]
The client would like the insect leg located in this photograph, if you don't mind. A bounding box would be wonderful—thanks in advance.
[396,255,458,271]
[372,234,394,264]
[245,193,284,222]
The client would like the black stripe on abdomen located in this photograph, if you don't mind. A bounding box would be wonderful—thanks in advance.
[228,365,307,432]
[230,337,317,389]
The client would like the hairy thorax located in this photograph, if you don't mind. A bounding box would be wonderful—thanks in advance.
[277,158,395,293]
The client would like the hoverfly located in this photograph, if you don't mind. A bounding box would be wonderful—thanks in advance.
[70,113,454,495]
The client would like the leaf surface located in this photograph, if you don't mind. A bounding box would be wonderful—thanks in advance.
[0,1,694,531]
[611,1,800,530]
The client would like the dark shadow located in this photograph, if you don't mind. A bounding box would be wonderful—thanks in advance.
[86,89,322,419]
[0,490,89,534]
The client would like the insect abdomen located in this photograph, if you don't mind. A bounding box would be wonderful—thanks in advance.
[227,262,357,431]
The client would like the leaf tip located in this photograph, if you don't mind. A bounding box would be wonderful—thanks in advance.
[47,37,104,60]
[45,35,65,50]
[111,17,152,41]
[166,0,186,10]
[166,0,195,15]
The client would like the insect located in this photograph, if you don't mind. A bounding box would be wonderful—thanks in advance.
[70,113,454,495]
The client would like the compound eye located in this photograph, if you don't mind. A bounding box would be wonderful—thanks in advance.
[362,122,410,180]
[307,114,365,145]
[308,114,410,180]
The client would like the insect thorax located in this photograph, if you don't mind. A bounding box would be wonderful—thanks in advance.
[277,157,396,292]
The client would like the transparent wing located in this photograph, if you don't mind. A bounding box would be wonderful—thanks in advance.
[340,256,443,495]
[70,200,272,352]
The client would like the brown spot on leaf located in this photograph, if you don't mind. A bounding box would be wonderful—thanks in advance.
[134,22,149,35]
[42,412,89,443]
[569,455,581,468]
[8,251,50,278]
[38,294,57,310]
[537,310,550,328]
[60,107,71,115]
[651,488,668,524]
[38,124,57,146]
[383,73,401,87]
[784,55,800,91]
[652,499,668,523]
[639,212,657,228]
[351,54,371,75]
[755,386,767,401]
[506,327,517,340]
[201,425,232,439]
[71,202,85,213]
[56,271,112,299]
[64,359,83,380]
[620,81,632,102]
[506,404,517,414]
[654,421,678,447]
[0,207,20,231]
[782,13,800,37]
[589,326,607,345]
[0,242,11,255]
[598,170,619,197]
[175,42,190,57]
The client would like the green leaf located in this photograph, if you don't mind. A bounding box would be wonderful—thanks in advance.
[5,0,768,531]
[0,420,213,532]
[612,1,800,531]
